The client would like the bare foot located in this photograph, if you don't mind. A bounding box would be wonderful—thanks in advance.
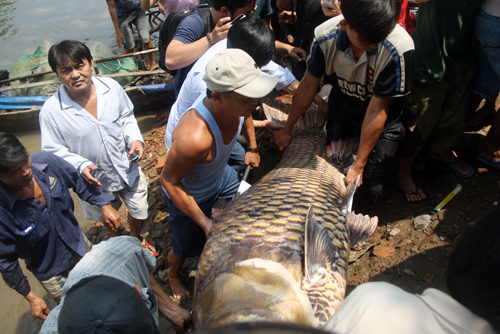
[478,142,500,163]
[397,175,426,202]
[168,268,191,300]
[429,150,472,176]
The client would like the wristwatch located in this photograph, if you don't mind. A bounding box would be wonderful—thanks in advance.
[247,146,259,153]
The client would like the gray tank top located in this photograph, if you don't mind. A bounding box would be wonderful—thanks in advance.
[180,93,243,203]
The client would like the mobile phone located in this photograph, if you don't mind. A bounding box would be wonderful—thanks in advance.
[231,14,246,24]
[323,0,337,9]
[132,154,139,161]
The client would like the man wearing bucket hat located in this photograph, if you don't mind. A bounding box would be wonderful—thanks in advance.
[161,48,278,300]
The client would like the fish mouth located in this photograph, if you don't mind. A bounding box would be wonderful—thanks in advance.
[193,259,319,329]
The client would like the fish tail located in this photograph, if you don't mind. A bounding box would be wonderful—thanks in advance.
[262,98,323,131]
[325,137,359,174]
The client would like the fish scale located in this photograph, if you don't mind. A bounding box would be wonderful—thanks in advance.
[193,100,377,329]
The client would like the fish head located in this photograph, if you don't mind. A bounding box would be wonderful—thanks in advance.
[193,258,319,330]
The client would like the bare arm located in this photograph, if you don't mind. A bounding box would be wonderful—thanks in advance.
[345,97,392,188]
[165,16,231,70]
[283,79,329,126]
[242,115,260,168]
[106,0,125,48]
[274,72,322,151]
[275,40,306,62]
[149,273,192,334]
[160,110,213,236]
[141,0,157,11]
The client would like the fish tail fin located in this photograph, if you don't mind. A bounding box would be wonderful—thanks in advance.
[262,98,322,131]
[346,212,378,247]
[325,137,359,174]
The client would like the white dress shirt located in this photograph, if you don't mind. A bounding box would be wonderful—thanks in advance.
[40,77,144,192]
[165,39,296,148]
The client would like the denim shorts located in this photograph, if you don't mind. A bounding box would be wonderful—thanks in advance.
[163,165,239,258]
[117,9,151,49]
[472,8,500,101]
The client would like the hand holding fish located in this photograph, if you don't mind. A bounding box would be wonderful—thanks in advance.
[345,163,363,189]
[264,120,283,135]
[274,128,292,151]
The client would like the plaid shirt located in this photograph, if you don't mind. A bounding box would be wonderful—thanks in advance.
[40,236,158,333]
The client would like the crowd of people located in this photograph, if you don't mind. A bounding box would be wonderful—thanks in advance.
[0,0,499,333]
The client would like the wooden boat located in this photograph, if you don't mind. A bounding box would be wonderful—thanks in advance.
[0,82,176,132]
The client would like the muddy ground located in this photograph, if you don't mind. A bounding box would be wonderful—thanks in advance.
[86,101,499,334]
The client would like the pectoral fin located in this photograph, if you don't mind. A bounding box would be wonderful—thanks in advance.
[346,211,378,246]
[342,174,361,214]
[304,206,337,282]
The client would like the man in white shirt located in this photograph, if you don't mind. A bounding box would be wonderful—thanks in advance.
[40,40,149,247]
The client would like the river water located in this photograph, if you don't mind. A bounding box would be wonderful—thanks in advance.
[0,0,115,72]
[0,1,160,332]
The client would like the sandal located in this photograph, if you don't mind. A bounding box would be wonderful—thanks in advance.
[141,237,159,257]
[429,158,475,179]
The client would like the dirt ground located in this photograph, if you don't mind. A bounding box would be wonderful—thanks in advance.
[86,102,499,334]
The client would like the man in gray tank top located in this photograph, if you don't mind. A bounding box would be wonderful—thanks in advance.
[161,49,278,300]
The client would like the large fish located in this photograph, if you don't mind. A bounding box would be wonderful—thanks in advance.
[192,99,378,329]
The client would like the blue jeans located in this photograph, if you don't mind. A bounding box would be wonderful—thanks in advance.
[472,8,500,101]
[228,141,246,180]
[163,165,239,258]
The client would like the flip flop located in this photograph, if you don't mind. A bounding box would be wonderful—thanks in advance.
[141,238,159,257]
[477,154,500,171]
[429,159,475,178]
[398,182,426,203]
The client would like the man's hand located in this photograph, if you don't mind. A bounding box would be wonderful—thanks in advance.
[210,17,232,44]
[265,120,283,135]
[278,10,297,24]
[321,0,342,17]
[115,30,125,48]
[345,163,363,189]
[82,165,102,187]
[101,204,122,234]
[289,47,307,62]
[157,0,165,15]
[245,152,260,168]
[128,140,145,162]
[274,128,292,152]
[25,291,50,320]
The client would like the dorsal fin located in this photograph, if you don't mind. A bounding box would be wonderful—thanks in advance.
[325,137,359,174]
[304,206,338,282]
[262,98,322,132]
[342,174,361,215]
[346,212,378,246]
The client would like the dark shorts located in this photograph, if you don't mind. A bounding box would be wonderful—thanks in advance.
[163,165,239,258]
[326,115,405,212]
